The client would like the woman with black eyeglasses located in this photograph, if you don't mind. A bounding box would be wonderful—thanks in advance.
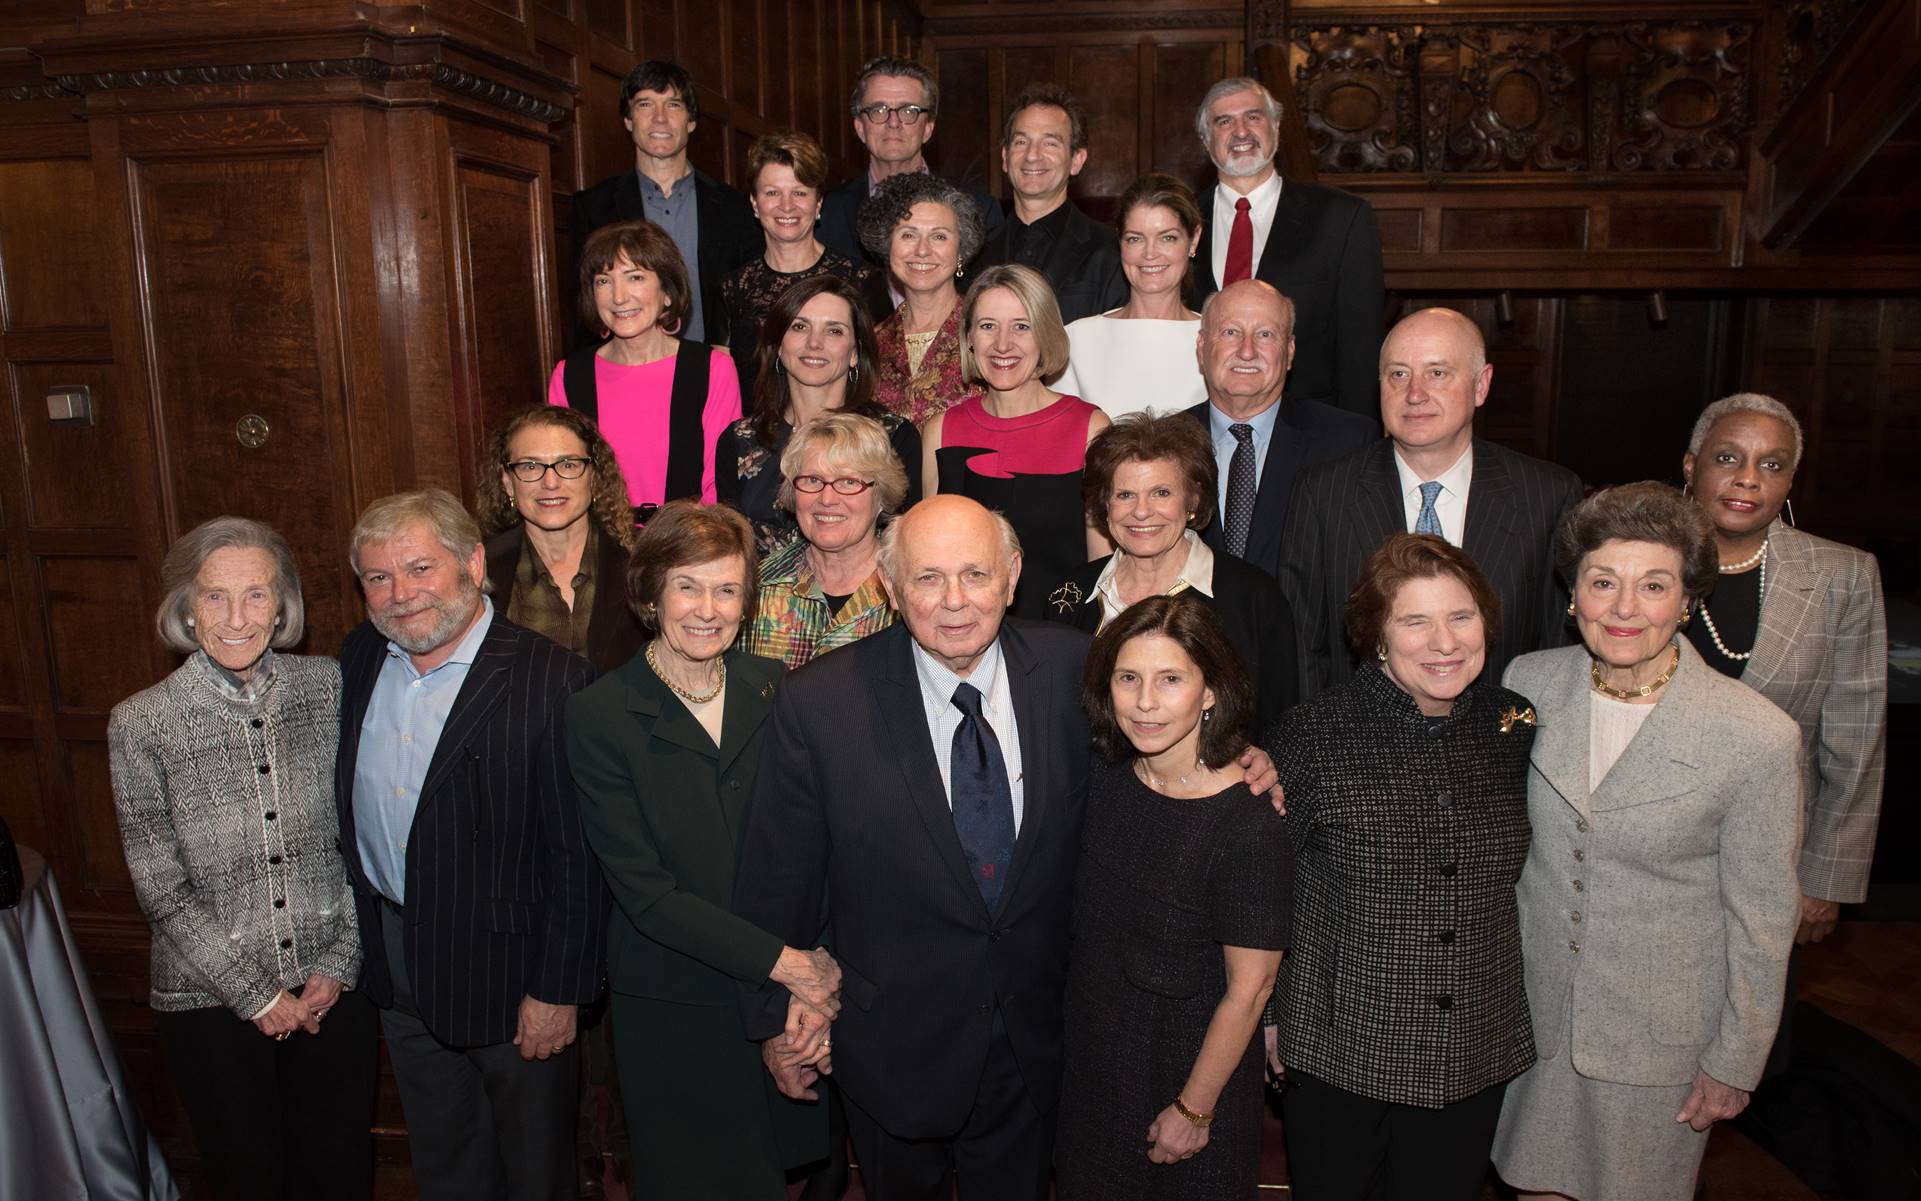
[479,405,645,671]
[737,412,907,669]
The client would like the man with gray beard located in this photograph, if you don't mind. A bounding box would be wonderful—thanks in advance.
[334,489,606,1201]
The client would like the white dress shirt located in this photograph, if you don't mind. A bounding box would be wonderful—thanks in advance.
[1209,172,1284,287]
[1091,531,1218,629]
[910,635,1026,833]
[1393,443,1474,547]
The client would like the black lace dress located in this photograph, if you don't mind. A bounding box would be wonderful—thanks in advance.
[718,249,873,401]
[1055,757,1293,1200]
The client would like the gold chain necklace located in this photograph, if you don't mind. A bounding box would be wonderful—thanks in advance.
[645,642,725,704]
[1590,643,1679,701]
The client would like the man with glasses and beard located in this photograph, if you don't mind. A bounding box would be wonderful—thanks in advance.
[335,489,608,1201]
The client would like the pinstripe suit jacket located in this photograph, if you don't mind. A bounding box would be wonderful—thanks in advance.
[1504,641,1802,1089]
[1279,437,1584,700]
[335,615,609,1048]
[1740,523,1887,903]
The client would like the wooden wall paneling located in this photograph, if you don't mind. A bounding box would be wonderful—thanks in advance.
[733,0,764,118]
[1067,44,1143,198]
[1151,40,1233,194]
[640,0,678,59]
[933,48,992,190]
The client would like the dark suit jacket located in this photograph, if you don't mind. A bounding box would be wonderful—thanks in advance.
[335,614,607,1048]
[968,201,1127,325]
[1193,179,1385,419]
[817,172,1004,267]
[484,525,642,673]
[1279,437,1585,700]
[1183,397,1379,584]
[1046,549,1299,735]
[733,620,1091,1137]
[568,167,763,351]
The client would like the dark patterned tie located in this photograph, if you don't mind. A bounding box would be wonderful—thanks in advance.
[1224,423,1258,558]
[1415,480,1444,537]
[949,683,1016,911]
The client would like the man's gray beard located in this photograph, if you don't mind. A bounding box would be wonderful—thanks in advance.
[1217,153,1272,179]
[372,584,481,655]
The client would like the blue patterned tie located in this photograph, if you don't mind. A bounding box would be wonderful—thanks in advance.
[1414,480,1444,538]
[949,683,1015,911]
[1224,423,1258,557]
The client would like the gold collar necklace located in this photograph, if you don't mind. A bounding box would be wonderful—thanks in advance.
[1590,643,1679,701]
[646,642,725,704]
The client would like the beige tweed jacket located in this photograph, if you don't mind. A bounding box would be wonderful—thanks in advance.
[1741,523,1887,904]
[1503,640,1803,1091]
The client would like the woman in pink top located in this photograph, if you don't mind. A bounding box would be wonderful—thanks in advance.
[550,220,741,518]
[923,264,1110,618]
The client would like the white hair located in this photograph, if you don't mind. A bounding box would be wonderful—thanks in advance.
[1687,392,1803,470]
[1193,77,1283,144]
[155,517,306,653]
[875,502,1022,589]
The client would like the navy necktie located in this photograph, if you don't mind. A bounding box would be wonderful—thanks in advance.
[1224,423,1257,557]
[949,682,1015,911]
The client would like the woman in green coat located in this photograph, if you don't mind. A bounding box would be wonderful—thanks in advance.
[566,500,841,1197]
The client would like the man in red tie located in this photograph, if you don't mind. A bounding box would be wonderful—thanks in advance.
[1193,77,1386,420]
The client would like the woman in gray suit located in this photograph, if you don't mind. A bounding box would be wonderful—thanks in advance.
[1492,483,1804,1201]
[1680,392,1886,941]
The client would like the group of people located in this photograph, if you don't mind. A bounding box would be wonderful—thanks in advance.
[104,49,1886,1201]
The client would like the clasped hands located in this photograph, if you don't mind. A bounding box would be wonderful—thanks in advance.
[763,945,842,1101]
[252,973,344,1041]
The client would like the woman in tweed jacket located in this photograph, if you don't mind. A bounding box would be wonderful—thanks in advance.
[108,518,372,1201]
[1266,534,1537,1201]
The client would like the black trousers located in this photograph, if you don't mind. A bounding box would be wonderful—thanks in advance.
[842,1010,1052,1201]
[376,899,578,1201]
[1281,1069,1506,1201]
[155,987,376,1201]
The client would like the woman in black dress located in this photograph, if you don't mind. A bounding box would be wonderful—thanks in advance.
[715,274,920,553]
[1056,594,1292,1200]
[1045,412,1297,734]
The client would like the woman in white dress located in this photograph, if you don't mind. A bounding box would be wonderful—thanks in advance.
[1054,173,1207,419]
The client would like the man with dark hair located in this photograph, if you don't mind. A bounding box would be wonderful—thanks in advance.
[818,56,1002,268]
[568,60,762,349]
[968,82,1126,325]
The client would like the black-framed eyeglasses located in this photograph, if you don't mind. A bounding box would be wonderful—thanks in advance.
[507,457,591,482]
[792,475,876,495]
[857,102,930,126]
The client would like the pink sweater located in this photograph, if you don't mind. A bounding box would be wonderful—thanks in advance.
[547,346,741,506]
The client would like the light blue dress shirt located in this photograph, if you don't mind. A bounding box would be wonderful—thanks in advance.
[636,168,705,343]
[353,599,495,904]
[910,635,1026,834]
[1208,400,1282,522]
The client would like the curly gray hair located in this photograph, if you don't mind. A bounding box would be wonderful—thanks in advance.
[155,516,306,653]
[1687,392,1803,471]
[856,171,986,265]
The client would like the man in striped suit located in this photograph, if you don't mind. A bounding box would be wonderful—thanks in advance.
[1280,307,1584,699]
[336,490,606,1201]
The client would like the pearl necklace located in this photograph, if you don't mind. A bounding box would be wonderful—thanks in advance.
[1591,643,1679,700]
[645,642,725,704]
[1697,540,1766,662]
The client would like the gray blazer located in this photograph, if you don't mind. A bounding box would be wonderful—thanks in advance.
[1503,640,1802,1091]
[1742,523,1887,904]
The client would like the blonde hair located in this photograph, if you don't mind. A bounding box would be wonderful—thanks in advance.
[959,264,1070,387]
[777,412,911,516]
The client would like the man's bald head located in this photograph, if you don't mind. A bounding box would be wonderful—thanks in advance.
[1378,306,1492,470]
[1196,281,1297,420]
[877,495,1023,676]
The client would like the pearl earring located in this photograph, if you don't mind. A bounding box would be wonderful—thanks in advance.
[1566,599,1576,618]
[1376,646,1387,662]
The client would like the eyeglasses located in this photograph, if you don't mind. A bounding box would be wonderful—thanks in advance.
[507,457,591,482]
[792,475,876,495]
[857,103,930,126]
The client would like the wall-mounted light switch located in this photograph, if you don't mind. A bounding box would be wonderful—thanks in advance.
[47,386,94,424]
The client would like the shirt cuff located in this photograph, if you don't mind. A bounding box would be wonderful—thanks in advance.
[250,993,283,1021]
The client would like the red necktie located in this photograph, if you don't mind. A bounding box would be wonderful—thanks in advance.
[1223,196,1254,284]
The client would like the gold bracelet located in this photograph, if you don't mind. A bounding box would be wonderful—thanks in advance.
[1172,1096,1213,1127]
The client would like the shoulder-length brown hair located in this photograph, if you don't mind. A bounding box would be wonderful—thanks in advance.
[1343,533,1502,659]
[748,275,884,447]
[1081,412,1218,533]
[476,406,638,553]
[576,219,692,338]
[1082,594,1251,769]
[625,499,759,634]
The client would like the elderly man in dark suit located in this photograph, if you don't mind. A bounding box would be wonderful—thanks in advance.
[968,83,1126,324]
[735,494,1280,1201]
[1280,307,1585,699]
[1186,279,1378,586]
[1191,77,1385,419]
[568,60,762,350]
[817,56,1002,270]
[336,489,606,1201]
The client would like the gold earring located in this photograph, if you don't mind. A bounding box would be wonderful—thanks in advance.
[1566,599,1576,618]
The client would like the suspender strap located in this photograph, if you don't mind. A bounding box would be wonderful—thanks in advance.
[661,340,710,503]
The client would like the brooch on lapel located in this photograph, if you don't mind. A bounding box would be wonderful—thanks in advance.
[760,682,777,700]
[1498,706,1537,733]
[1048,582,1084,614]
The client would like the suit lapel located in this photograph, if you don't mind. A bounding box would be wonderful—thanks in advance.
[1255,180,1306,281]
[1354,441,1406,559]
[1461,441,1521,595]
[1529,650,1593,822]
[715,655,773,781]
[873,628,984,910]
[1590,641,1709,811]
[417,620,518,804]
[613,169,645,221]
[1743,524,1821,695]
[1194,185,1222,295]
[999,627,1049,918]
